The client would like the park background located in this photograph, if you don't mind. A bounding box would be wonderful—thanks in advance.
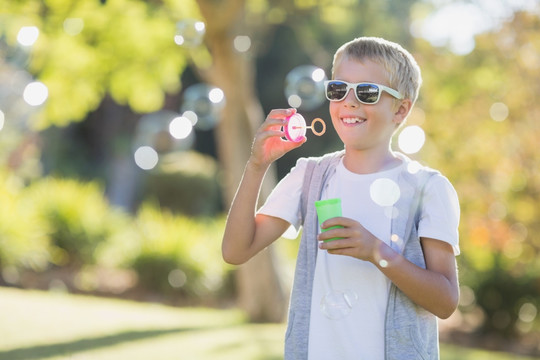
[1,0,540,359]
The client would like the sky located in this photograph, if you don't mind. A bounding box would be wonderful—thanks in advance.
[413,0,540,55]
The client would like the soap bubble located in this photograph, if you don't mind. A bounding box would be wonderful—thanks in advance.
[490,102,509,122]
[180,83,225,130]
[234,35,251,52]
[320,289,359,320]
[134,146,159,170]
[17,26,39,46]
[398,125,425,154]
[175,19,205,47]
[169,116,193,139]
[370,178,401,207]
[23,81,48,106]
[133,110,194,163]
[63,18,84,36]
[285,65,327,110]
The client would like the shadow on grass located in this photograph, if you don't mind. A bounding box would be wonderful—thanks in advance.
[0,327,194,360]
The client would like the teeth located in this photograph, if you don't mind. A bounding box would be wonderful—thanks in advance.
[342,117,365,124]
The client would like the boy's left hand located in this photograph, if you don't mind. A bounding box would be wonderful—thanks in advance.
[317,217,381,263]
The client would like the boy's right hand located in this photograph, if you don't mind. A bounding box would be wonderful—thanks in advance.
[248,108,306,170]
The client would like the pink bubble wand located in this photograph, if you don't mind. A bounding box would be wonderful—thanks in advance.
[283,113,326,142]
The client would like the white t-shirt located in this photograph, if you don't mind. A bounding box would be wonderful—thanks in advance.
[258,156,460,360]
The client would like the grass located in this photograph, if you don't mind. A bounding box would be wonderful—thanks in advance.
[0,286,538,360]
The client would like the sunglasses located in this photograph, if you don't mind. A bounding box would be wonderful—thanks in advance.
[324,80,403,104]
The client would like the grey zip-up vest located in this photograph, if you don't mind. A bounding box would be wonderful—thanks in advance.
[284,150,440,360]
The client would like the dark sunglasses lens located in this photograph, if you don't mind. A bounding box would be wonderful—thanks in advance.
[356,84,380,103]
[326,81,348,100]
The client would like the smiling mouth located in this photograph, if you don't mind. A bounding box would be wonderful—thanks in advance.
[342,117,366,125]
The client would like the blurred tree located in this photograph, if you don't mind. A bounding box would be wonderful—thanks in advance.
[414,10,540,337]
[193,0,418,322]
[1,0,418,321]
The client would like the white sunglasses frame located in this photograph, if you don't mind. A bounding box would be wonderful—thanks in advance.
[324,80,404,104]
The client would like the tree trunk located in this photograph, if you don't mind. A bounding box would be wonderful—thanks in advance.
[196,0,287,322]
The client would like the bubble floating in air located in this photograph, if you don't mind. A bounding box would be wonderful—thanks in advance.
[63,18,84,36]
[23,81,48,106]
[234,35,251,53]
[370,178,401,207]
[17,26,39,47]
[174,19,206,47]
[285,65,327,110]
[398,125,425,154]
[169,116,193,140]
[320,289,359,320]
[490,102,509,122]
[134,146,159,170]
[180,83,225,130]
[133,110,194,170]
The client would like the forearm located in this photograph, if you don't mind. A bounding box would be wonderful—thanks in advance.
[222,160,269,265]
[374,241,459,319]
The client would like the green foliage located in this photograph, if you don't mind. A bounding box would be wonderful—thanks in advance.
[141,151,222,216]
[0,174,228,303]
[1,0,193,128]
[0,172,50,271]
[127,205,227,299]
[414,11,540,337]
[26,177,129,267]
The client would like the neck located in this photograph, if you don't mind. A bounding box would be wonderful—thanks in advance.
[342,146,401,174]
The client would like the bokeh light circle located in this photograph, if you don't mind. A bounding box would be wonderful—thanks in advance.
[285,65,327,110]
[169,116,193,139]
[23,81,48,106]
[234,35,251,52]
[133,110,194,170]
[490,102,509,122]
[398,125,425,154]
[175,19,206,47]
[134,146,159,170]
[63,18,84,36]
[370,178,401,207]
[17,26,39,46]
[180,83,225,130]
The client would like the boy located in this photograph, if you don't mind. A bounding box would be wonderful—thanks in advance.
[222,37,460,360]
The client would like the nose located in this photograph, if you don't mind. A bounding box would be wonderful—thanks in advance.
[343,87,359,107]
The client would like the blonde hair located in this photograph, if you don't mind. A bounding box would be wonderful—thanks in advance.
[332,37,422,106]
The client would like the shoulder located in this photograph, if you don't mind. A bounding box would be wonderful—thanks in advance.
[292,150,344,173]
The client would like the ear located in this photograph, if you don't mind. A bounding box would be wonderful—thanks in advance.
[393,99,413,126]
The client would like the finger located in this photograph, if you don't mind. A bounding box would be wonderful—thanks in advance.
[317,228,346,242]
[321,216,359,230]
[267,108,296,120]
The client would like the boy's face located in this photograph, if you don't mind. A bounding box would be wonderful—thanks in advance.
[329,57,405,153]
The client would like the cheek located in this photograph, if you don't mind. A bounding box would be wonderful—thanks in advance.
[329,103,340,121]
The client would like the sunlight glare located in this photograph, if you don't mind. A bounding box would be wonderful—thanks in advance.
[17,26,39,46]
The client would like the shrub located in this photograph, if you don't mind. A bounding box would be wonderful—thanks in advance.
[140,151,222,216]
[0,172,50,272]
[126,205,227,299]
[26,178,130,267]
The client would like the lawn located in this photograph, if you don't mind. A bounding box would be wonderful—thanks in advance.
[0,287,537,360]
